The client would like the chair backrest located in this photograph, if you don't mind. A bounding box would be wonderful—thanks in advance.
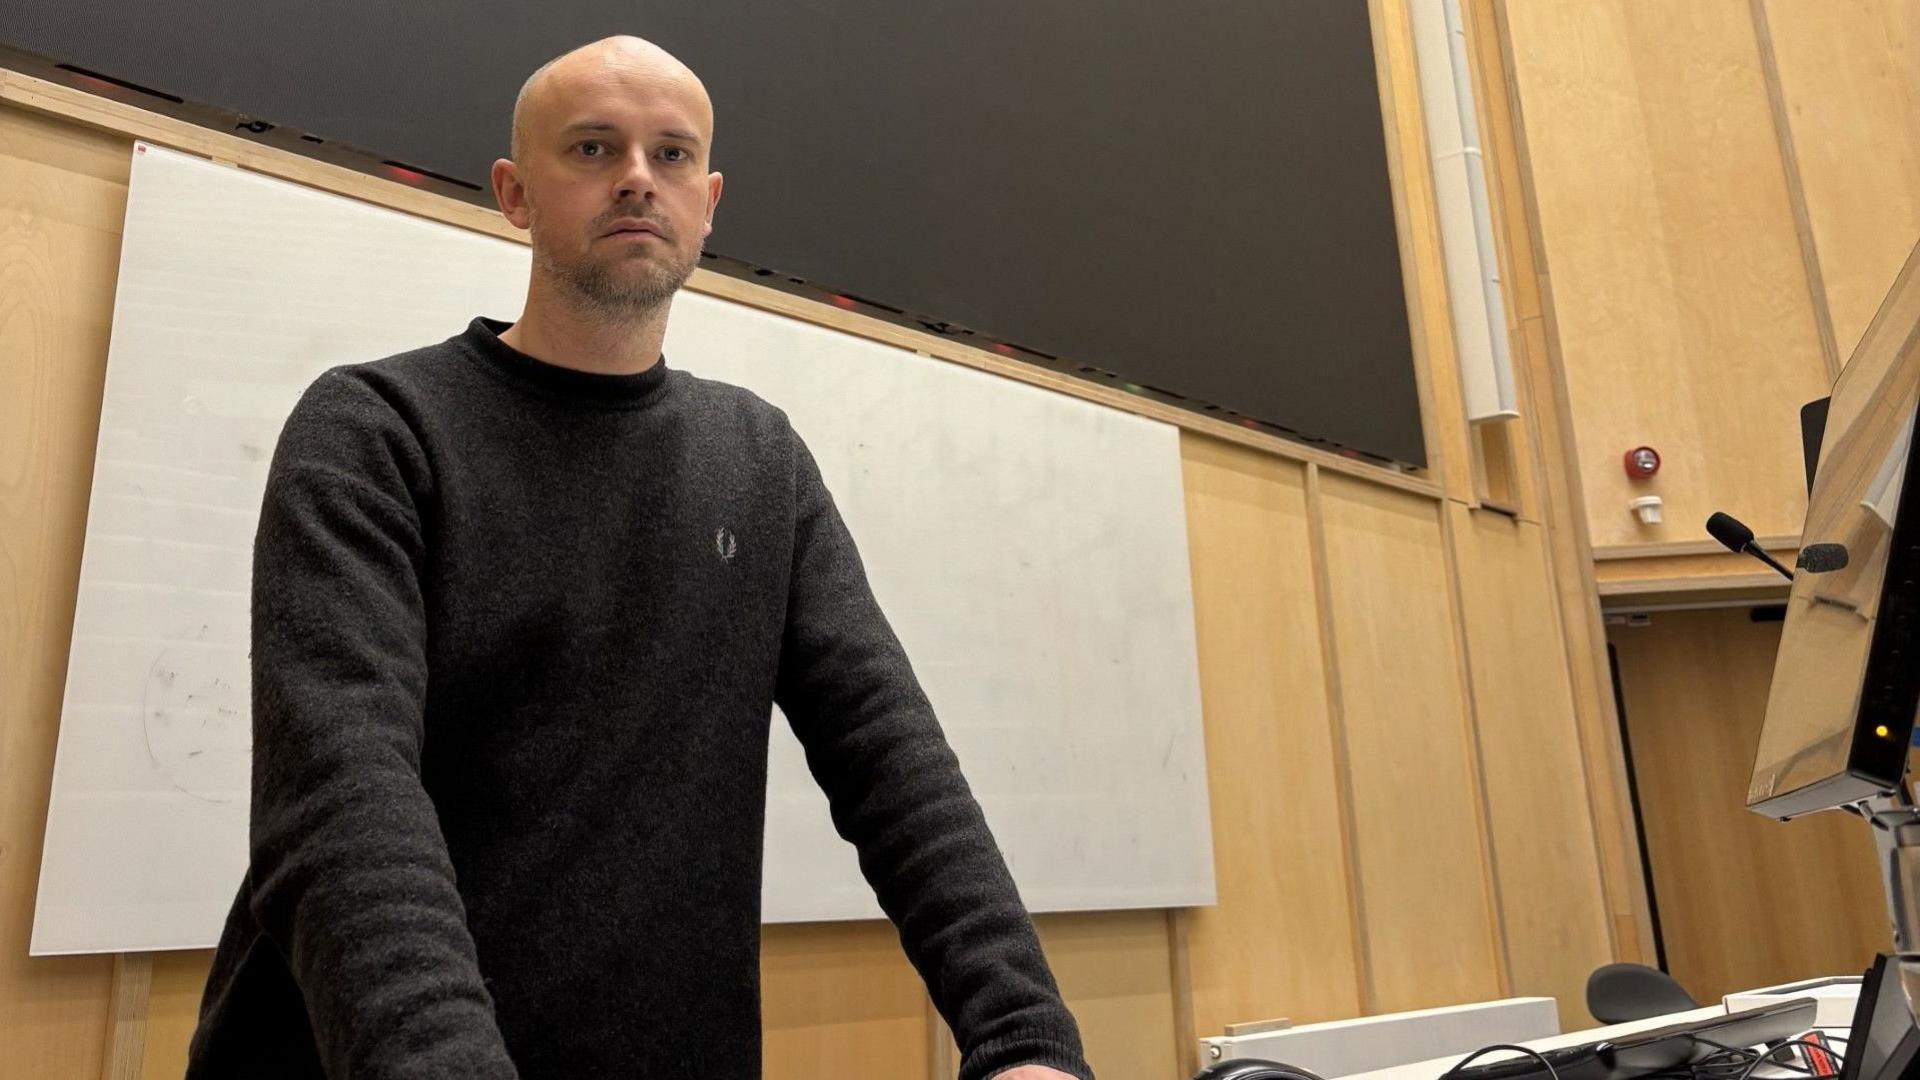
[1586,962,1700,1024]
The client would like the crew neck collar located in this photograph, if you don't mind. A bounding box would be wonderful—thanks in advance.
[459,316,673,409]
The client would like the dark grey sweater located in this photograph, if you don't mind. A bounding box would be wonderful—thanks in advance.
[184,316,1092,1080]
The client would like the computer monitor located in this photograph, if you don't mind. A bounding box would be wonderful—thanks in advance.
[1747,241,1920,821]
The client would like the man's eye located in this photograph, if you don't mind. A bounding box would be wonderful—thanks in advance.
[659,147,688,163]
[577,141,606,157]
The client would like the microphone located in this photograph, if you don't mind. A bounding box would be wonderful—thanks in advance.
[1797,543,1850,573]
[1706,511,1794,581]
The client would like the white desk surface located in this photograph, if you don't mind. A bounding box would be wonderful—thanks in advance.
[1336,1003,1842,1080]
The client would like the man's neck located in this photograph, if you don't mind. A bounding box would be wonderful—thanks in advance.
[499,282,671,376]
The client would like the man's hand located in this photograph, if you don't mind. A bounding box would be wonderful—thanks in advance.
[991,1068,1079,1080]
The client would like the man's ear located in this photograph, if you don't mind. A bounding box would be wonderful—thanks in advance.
[702,170,724,239]
[492,158,531,231]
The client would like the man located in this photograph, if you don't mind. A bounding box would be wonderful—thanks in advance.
[184,34,1092,1080]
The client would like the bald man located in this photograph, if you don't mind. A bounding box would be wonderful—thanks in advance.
[184,36,1092,1080]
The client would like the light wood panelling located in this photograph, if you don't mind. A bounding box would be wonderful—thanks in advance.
[104,954,152,1080]
[1471,0,1656,963]
[1501,0,1833,551]
[761,921,930,1080]
[1609,609,1888,1002]
[137,951,209,1079]
[1757,0,1920,361]
[933,911,1182,1080]
[0,100,129,1080]
[1317,473,1506,1013]
[1748,0,1845,381]
[1179,436,1364,1038]
[1497,0,1906,984]
[1447,506,1612,1027]
[1034,912,1180,1080]
[1471,423,1524,517]
[1594,550,1792,611]
[1594,538,1798,561]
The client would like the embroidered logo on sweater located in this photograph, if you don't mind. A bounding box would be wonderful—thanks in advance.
[714,527,738,561]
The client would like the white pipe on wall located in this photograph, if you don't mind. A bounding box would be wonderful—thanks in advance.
[1409,0,1519,422]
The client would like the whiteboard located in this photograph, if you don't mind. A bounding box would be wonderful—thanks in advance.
[32,142,1214,955]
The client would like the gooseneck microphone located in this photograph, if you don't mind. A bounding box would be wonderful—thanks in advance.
[1706,511,1795,581]
[1797,543,1850,573]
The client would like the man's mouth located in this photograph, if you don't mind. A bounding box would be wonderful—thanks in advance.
[602,218,666,239]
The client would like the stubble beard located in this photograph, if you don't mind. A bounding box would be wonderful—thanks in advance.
[532,213,700,321]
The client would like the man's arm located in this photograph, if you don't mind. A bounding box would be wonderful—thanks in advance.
[245,371,519,1078]
[773,425,1096,1080]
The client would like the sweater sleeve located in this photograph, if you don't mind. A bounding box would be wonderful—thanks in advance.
[773,426,1095,1080]
[245,370,520,1079]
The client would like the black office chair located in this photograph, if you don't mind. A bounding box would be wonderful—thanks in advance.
[1190,1061,1325,1080]
[1586,962,1700,1024]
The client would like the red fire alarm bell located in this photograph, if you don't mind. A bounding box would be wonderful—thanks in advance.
[1624,446,1661,480]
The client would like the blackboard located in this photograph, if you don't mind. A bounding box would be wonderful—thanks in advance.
[4,0,1425,466]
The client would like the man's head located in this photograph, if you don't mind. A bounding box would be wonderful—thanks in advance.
[492,36,723,320]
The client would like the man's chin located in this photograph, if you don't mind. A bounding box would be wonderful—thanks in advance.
[558,265,693,314]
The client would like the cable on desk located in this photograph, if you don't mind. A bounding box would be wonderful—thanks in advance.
[1433,1031,1842,1080]
[1438,1044,1562,1080]
[1730,1038,1845,1080]
[1684,1034,1820,1077]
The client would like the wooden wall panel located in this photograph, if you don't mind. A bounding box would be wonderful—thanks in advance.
[0,102,129,1080]
[1033,912,1179,1080]
[1494,0,1918,980]
[931,912,1180,1080]
[761,921,930,1080]
[1500,0,1833,551]
[1609,608,1887,1002]
[1179,436,1363,1039]
[1447,506,1612,1027]
[1316,474,1506,1014]
[138,952,209,1078]
[1469,0,1656,964]
[1757,0,1920,360]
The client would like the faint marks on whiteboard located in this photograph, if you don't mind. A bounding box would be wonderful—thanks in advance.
[142,645,250,803]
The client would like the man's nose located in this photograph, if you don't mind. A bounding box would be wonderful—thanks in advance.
[613,148,657,201]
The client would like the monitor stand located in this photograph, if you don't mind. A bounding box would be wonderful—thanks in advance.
[1845,786,1920,1079]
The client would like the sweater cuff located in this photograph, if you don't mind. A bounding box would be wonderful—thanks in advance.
[965,1035,1095,1080]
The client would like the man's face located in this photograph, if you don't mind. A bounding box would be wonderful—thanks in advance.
[494,59,723,317]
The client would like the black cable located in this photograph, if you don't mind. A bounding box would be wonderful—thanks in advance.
[1435,1030,1842,1080]
[1731,1038,1845,1080]
[1688,1034,1759,1059]
[1684,1034,1820,1077]
[1439,1044,1562,1080]
[1699,1054,1774,1076]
